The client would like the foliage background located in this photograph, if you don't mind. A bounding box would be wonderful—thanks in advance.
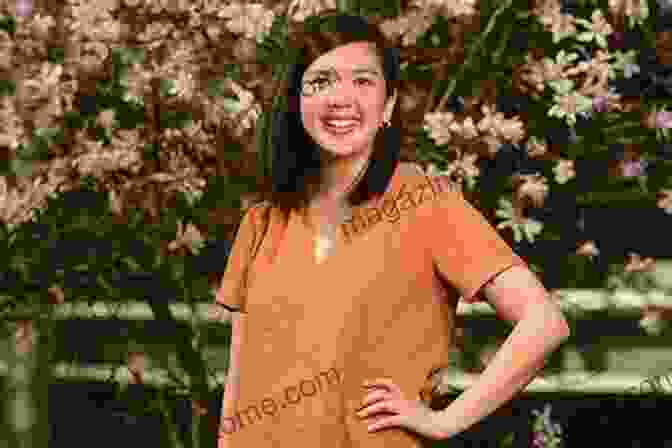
[2,0,672,446]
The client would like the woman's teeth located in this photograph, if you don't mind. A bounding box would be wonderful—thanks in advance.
[324,120,359,133]
[325,120,358,127]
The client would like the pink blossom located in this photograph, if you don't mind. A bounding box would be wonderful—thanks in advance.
[655,111,672,128]
[15,0,32,16]
[533,433,546,447]
[592,96,608,113]
[607,31,625,50]
[621,159,647,177]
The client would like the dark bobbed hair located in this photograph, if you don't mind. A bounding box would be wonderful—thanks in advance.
[259,10,403,216]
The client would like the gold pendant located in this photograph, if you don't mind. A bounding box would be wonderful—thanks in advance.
[310,202,349,264]
[313,221,337,264]
[314,231,336,264]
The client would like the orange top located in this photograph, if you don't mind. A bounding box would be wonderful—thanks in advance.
[216,162,527,447]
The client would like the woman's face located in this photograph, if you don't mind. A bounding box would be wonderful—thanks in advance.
[300,41,397,160]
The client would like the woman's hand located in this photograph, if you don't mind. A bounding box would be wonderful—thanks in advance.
[356,378,453,441]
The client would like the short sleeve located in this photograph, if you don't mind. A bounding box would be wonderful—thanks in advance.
[420,183,528,304]
[215,206,259,313]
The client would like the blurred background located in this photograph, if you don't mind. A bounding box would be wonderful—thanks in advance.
[2,0,672,446]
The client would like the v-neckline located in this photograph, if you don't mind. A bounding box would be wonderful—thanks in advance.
[293,161,405,265]
[296,205,347,266]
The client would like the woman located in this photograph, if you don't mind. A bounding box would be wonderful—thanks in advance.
[216,11,570,448]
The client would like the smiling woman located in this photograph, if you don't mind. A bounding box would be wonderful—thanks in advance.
[264,11,403,213]
[216,10,568,448]
[300,43,395,160]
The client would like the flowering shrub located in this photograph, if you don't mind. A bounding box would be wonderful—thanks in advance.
[2,0,672,446]
[531,404,564,448]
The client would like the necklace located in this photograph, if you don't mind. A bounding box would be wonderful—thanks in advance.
[312,156,371,264]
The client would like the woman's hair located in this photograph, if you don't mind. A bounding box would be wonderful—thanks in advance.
[258,10,402,215]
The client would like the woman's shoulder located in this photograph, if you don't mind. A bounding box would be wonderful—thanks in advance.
[393,162,461,196]
[245,200,273,214]
[242,200,292,233]
[397,161,426,178]
[241,200,274,227]
[388,161,425,191]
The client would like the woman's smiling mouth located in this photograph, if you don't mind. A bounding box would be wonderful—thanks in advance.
[323,119,360,134]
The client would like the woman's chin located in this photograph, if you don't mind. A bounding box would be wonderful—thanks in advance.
[319,145,367,159]
[317,137,369,157]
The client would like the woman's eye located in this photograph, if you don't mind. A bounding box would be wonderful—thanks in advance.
[355,78,374,86]
[305,77,373,93]
[311,77,330,87]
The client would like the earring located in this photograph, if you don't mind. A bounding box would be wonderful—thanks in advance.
[381,120,390,129]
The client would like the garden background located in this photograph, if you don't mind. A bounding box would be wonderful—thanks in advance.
[2,0,672,446]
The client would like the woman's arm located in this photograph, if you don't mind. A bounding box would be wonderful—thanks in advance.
[433,266,570,438]
[219,311,245,443]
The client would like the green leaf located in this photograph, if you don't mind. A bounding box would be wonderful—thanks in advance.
[118,47,145,66]
[16,139,47,161]
[0,79,16,97]
[547,79,574,95]
[35,127,63,143]
[47,46,65,64]
[595,34,607,49]
[62,110,87,130]
[169,257,185,282]
[160,110,192,129]
[554,50,578,66]
[500,432,515,448]
[206,79,227,97]
[0,15,16,36]
[223,64,241,81]
[121,255,142,272]
[142,142,159,161]
[7,155,34,182]
[575,32,594,42]
[220,98,242,114]
[79,175,97,191]
[573,17,593,28]
[159,79,177,97]
[523,219,544,243]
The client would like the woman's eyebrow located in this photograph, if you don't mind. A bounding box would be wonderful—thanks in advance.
[305,67,381,76]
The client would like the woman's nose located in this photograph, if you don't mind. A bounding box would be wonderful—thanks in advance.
[324,80,357,103]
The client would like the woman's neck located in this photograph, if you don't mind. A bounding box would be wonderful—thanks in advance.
[313,150,372,207]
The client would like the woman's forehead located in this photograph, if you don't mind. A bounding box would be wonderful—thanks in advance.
[307,42,380,70]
